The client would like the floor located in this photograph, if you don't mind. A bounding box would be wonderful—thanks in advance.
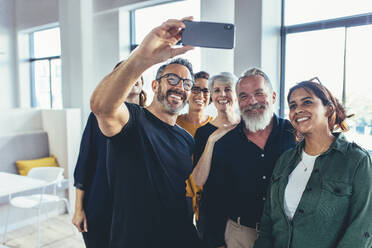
[3,214,85,248]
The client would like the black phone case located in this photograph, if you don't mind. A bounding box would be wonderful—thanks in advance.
[180,20,235,49]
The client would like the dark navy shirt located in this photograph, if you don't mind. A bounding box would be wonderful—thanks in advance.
[194,123,218,167]
[107,103,202,248]
[73,113,112,234]
[204,115,296,247]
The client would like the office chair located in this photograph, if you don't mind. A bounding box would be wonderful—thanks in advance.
[2,167,70,248]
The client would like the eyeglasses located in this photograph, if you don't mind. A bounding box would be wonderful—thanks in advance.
[156,73,194,91]
[191,86,210,94]
[308,76,323,85]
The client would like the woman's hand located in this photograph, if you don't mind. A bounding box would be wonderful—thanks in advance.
[208,124,237,144]
[72,208,88,232]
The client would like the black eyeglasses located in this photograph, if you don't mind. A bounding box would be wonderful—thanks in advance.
[191,86,210,94]
[156,73,194,91]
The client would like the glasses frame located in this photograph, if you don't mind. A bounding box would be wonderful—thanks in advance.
[156,73,194,91]
[308,76,323,85]
[191,86,210,95]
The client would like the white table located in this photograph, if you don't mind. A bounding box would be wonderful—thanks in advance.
[0,172,47,247]
[0,172,47,198]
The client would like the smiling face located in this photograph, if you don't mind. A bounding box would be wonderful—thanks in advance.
[129,76,144,96]
[188,78,210,111]
[211,80,236,113]
[154,64,192,115]
[288,87,331,136]
[237,75,276,132]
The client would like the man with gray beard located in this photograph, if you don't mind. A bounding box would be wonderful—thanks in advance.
[203,68,296,248]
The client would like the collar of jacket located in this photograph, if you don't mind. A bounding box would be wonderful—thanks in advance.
[294,132,348,157]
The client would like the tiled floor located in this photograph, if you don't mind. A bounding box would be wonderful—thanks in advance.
[3,214,85,248]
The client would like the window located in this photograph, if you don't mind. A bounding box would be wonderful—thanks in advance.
[30,27,62,109]
[130,0,201,103]
[282,2,372,152]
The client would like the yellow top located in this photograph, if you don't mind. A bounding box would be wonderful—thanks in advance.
[177,114,213,220]
[176,114,213,137]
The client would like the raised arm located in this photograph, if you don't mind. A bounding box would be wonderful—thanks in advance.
[192,125,236,187]
[90,18,194,137]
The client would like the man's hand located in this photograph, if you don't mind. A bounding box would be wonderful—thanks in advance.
[72,209,88,232]
[132,17,194,68]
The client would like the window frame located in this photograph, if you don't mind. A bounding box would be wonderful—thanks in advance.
[29,26,61,108]
[280,1,372,117]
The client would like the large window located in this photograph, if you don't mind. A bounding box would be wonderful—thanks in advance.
[282,2,372,152]
[130,0,201,103]
[30,27,62,109]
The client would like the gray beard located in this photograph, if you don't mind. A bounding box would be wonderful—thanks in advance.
[157,85,186,115]
[241,102,274,132]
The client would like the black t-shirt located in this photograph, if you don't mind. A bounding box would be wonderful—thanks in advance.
[107,103,201,248]
[204,116,296,247]
[193,123,218,166]
[73,113,112,232]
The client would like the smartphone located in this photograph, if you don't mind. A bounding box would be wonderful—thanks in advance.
[180,20,235,49]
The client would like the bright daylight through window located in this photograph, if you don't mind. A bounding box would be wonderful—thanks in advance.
[30,27,62,109]
[283,0,372,152]
[131,0,200,104]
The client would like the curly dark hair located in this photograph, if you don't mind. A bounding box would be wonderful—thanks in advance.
[194,71,210,80]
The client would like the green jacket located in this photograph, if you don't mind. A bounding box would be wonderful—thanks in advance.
[254,133,372,248]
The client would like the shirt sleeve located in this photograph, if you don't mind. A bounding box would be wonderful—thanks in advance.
[336,153,372,247]
[107,102,138,142]
[193,127,207,167]
[73,113,99,191]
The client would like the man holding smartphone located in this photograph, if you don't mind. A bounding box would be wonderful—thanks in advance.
[90,18,202,248]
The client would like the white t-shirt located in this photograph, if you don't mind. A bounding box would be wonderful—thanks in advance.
[284,150,318,220]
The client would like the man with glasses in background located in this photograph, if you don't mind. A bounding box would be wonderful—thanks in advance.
[90,19,202,248]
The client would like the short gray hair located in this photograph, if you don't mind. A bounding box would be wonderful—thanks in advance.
[237,67,273,91]
[155,58,194,80]
[209,72,238,92]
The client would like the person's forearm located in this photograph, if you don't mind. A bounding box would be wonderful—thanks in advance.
[75,188,85,211]
[90,55,148,116]
[191,139,216,187]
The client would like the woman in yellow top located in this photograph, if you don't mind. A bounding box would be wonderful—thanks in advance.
[177,71,213,136]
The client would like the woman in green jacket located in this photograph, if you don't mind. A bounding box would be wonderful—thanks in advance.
[254,79,372,248]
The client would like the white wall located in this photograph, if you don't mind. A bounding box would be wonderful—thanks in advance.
[14,0,58,31]
[4,0,282,122]
[93,0,176,13]
[59,0,94,124]
[0,0,16,108]
[200,0,235,76]
[42,109,81,209]
[0,109,42,135]
[234,0,282,112]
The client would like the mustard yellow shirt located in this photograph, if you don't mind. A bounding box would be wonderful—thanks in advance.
[177,114,213,220]
[176,114,213,137]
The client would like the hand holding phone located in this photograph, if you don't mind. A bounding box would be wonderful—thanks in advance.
[180,20,235,49]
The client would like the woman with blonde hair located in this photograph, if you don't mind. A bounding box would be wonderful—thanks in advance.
[188,72,240,241]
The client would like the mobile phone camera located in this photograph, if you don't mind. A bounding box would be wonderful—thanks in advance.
[224,24,232,30]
